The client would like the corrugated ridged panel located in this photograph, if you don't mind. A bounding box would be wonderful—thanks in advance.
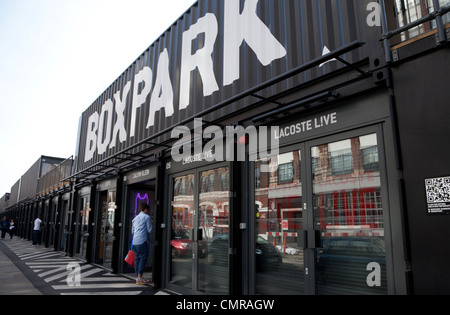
[76,0,379,173]
[18,158,41,202]
[9,180,20,206]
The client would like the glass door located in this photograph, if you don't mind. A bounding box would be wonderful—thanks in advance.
[75,196,91,259]
[59,199,70,252]
[254,149,306,295]
[312,133,387,294]
[198,166,230,294]
[252,128,390,295]
[95,190,117,269]
[169,173,195,291]
[49,202,58,247]
[169,165,231,294]
[103,191,116,268]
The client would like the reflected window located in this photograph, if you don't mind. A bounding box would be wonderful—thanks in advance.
[199,167,230,294]
[220,173,229,191]
[313,133,387,295]
[170,174,195,290]
[254,150,304,295]
[208,174,215,192]
[278,163,294,184]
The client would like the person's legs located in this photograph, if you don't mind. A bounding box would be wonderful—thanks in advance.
[132,245,141,277]
[133,243,149,284]
[32,230,38,245]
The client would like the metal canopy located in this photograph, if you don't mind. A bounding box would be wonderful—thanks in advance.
[64,40,366,187]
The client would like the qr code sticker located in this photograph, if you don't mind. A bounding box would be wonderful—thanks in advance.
[425,177,450,203]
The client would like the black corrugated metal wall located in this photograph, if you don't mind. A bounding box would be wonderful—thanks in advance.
[75,0,382,173]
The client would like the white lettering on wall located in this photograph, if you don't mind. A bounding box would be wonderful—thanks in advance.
[85,112,99,162]
[274,112,338,140]
[223,0,287,85]
[109,81,131,149]
[97,99,113,155]
[179,13,219,110]
[147,48,174,128]
[130,66,153,138]
[83,0,287,163]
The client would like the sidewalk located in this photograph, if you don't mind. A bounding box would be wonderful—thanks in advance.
[0,238,168,295]
[0,239,42,295]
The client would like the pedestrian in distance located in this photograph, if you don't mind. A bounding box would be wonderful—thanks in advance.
[1,216,9,240]
[32,215,42,246]
[8,219,15,240]
[131,203,153,285]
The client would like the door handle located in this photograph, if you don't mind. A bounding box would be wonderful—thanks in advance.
[299,230,308,249]
[197,228,203,241]
[303,230,322,249]
[315,230,322,248]
[310,230,322,249]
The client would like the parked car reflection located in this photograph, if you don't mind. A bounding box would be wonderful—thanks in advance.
[170,230,207,258]
[170,230,192,257]
[207,234,282,270]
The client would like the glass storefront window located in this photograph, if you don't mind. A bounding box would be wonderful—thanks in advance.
[170,174,195,290]
[170,167,230,294]
[313,134,387,294]
[255,151,304,295]
[254,133,388,295]
[78,197,91,258]
[198,167,230,294]
[104,191,116,267]
[95,190,116,268]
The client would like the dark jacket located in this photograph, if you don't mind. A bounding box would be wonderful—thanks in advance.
[1,219,9,230]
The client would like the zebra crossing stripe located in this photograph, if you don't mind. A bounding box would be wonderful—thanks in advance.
[21,252,59,260]
[38,265,71,278]
[44,264,93,283]
[78,267,106,279]
[52,283,141,290]
[4,239,146,295]
[76,277,131,282]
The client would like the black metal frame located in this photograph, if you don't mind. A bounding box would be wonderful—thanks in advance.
[380,0,450,63]
[64,41,367,188]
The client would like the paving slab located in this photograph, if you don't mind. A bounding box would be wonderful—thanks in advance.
[0,240,42,295]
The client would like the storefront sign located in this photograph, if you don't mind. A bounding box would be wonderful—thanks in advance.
[77,0,378,172]
[97,179,116,191]
[123,166,156,185]
[425,176,450,215]
[83,0,287,163]
[274,112,338,140]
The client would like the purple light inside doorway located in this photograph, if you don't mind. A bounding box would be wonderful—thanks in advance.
[135,193,149,217]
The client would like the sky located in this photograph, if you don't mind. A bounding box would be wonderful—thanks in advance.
[0,0,197,196]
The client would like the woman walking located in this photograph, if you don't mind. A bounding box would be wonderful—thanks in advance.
[8,219,15,240]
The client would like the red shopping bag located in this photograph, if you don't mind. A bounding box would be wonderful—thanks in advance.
[124,250,135,267]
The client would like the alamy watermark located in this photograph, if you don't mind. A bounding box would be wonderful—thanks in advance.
[366,262,382,287]
[367,2,382,27]
[170,118,279,172]
[66,262,81,287]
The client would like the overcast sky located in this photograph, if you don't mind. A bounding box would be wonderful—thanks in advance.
[0,0,197,196]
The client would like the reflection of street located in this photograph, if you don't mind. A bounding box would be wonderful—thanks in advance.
[256,252,304,295]
[170,251,306,295]
[170,167,231,294]
[198,257,229,295]
[170,258,192,287]
[170,257,228,294]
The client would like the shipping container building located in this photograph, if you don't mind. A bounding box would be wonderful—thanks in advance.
[2,0,450,295]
